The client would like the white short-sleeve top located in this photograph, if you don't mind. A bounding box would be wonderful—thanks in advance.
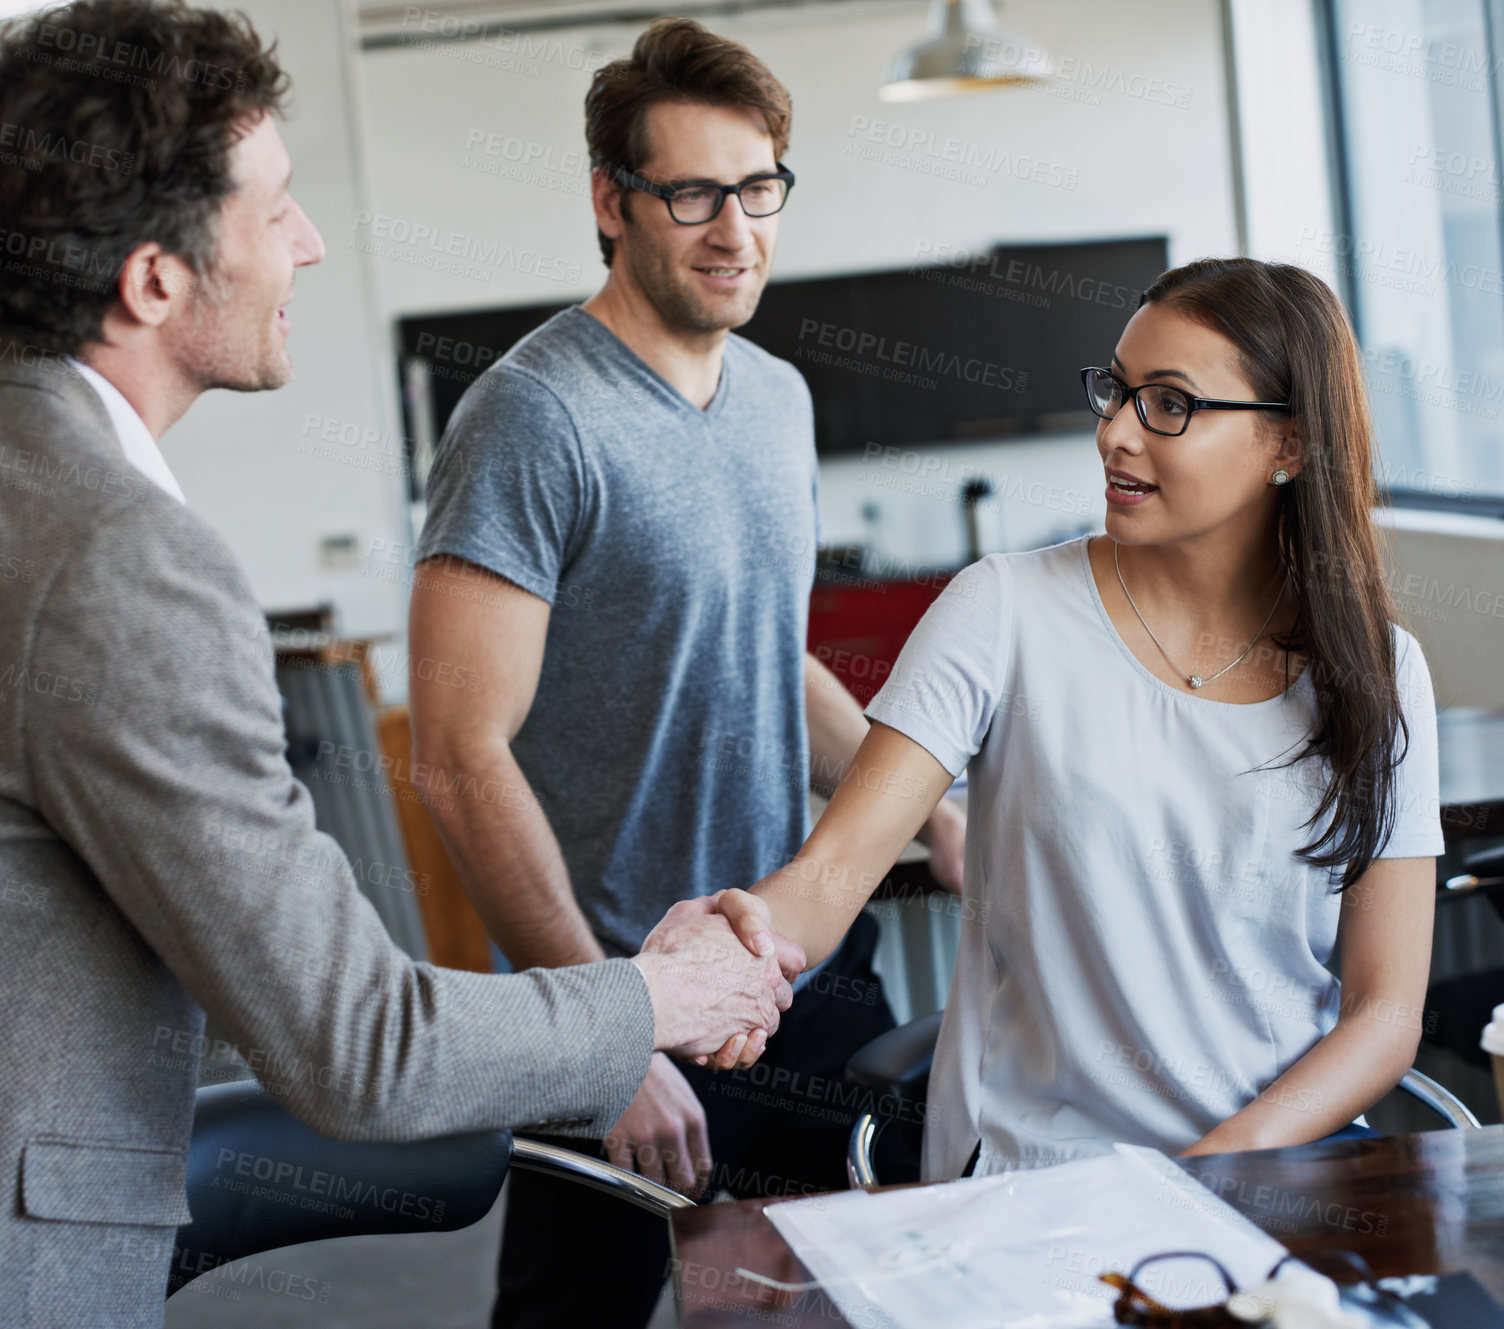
[864,534,1446,1180]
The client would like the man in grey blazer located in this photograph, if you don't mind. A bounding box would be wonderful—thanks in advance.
[0,4,797,1326]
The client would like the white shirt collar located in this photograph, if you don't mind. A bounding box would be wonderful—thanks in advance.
[66,358,186,505]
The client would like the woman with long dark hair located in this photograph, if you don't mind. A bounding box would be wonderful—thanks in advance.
[711,257,1443,1178]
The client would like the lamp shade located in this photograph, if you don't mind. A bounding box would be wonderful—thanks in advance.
[881,0,1052,101]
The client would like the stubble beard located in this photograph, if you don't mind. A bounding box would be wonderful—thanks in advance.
[622,227,767,337]
[180,268,291,394]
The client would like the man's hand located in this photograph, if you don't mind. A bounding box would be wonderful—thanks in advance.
[694,889,808,1071]
[603,1053,713,1197]
[917,798,966,896]
[630,898,797,1065]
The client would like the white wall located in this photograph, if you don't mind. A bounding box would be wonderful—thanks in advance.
[160,0,408,642]
[1380,512,1504,708]
[140,0,1500,706]
[149,0,1247,656]
[355,0,1242,569]
[357,0,1238,308]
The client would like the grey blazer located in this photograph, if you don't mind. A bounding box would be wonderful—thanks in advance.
[0,351,654,1328]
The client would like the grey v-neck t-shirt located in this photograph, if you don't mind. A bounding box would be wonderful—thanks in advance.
[416,306,821,961]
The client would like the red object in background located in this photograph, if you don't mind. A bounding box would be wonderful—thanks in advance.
[807,575,950,706]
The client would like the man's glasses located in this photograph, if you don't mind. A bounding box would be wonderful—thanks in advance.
[1080,366,1290,438]
[611,163,796,225]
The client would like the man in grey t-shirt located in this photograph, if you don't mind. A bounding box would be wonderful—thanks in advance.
[416,305,818,961]
[408,19,965,1328]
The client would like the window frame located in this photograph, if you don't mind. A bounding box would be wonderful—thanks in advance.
[1319,0,1504,518]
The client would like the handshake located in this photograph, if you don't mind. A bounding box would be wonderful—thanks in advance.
[629,890,806,1071]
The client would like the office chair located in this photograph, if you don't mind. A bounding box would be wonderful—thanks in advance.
[168,1080,692,1297]
[1426,842,1504,1075]
[842,1012,1481,1188]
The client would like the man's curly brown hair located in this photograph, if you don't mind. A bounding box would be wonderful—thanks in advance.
[0,0,288,356]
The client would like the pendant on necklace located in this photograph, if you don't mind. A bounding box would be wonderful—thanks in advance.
[1190,675,1204,689]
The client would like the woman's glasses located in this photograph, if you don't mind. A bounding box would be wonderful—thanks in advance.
[1080,366,1290,437]
[611,163,796,225]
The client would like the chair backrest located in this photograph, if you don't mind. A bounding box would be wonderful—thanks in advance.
[169,1081,512,1295]
[844,1010,941,1105]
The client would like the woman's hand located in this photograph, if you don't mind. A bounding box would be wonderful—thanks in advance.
[645,890,806,1072]
[634,897,793,1060]
[688,889,807,1071]
[710,888,807,982]
[686,726,958,1069]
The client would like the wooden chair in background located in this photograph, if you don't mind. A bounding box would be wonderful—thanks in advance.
[376,704,493,974]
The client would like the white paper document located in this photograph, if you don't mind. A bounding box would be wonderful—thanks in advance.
[763,1144,1288,1329]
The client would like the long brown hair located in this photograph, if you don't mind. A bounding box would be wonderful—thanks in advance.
[1141,258,1409,891]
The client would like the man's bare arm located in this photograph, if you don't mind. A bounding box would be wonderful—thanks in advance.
[804,652,966,892]
[409,554,796,1191]
[408,555,604,970]
[804,652,867,799]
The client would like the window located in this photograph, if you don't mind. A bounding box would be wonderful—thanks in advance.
[1326,0,1504,510]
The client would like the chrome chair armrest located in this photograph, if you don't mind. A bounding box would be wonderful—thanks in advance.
[1446,844,1504,896]
[846,1113,883,1190]
[844,1011,942,1189]
[1443,872,1503,894]
[509,1137,694,1219]
[1397,1067,1482,1129]
[844,1011,943,1100]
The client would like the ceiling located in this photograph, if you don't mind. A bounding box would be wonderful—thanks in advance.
[356,0,914,41]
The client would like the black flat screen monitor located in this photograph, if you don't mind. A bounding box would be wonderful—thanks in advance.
[398,236,1169,456]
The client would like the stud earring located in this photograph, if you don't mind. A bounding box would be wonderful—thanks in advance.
[1271,469,1290,485]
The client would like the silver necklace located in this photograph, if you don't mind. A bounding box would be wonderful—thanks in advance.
[1113,541,1287,690]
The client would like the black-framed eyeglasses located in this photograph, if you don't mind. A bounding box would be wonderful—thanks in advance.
[1080,366,1290,438]
[1101,1252,1242,1327]
[611,162,796,224]
[1101,1249,1418,1327]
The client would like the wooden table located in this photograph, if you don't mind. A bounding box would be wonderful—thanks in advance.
[671,1125,1504,1326]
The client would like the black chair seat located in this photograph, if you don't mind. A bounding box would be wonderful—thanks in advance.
[844,1010,942,1106]
[171,1082,512,1294]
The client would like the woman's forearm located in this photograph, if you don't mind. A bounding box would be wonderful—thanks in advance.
[1180,1014,1420,1156]
[1183,855,1434,1156]
[749,849,886,968]
[746,721,956,968]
